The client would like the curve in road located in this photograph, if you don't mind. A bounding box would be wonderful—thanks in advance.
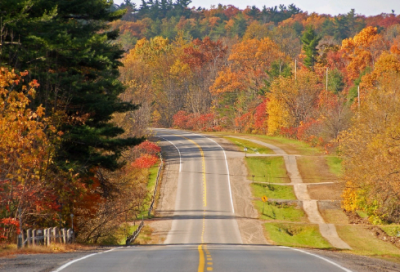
[52,129,353,272]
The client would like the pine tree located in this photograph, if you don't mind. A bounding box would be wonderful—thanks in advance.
[0,0,143,175]
[301,27,321,69]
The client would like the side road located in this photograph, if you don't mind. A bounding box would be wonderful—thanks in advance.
[230,136,351,250]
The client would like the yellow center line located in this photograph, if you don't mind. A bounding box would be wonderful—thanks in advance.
[163,133,212,272]
[197,245,205,272]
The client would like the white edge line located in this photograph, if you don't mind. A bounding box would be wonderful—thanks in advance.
[160,136,182,173]
[51,248,117,272]
[190,133,235,215]
[281,246,353,272]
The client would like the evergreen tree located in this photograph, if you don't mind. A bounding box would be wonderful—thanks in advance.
[301,27,321,69]
[0,0,143,175]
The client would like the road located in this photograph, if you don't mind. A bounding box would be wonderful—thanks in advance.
[54,128,352,272]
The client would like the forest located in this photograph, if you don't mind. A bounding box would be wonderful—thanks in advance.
[1,0,400,245]
[115,1,400,224]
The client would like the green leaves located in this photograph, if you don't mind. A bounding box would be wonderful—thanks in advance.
[301,27,321,70]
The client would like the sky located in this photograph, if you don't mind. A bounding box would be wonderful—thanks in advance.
[113,0,400,16]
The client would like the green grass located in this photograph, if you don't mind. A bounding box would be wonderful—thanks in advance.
[99,224,138,245]
[224,137,273,154]
[380,225,400,237]
[326,156,343,177]
[251,183,296,200]
[147,164,160,191]
[245,156,289,183]
[139,162,161,219]
[255,201,305,221]
[356,210,368,218]
[249,134,322,156]
[265,223,331,248]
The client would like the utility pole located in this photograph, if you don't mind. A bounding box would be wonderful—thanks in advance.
[326,67,329,101]
[17,208,23,249]
[358,85,360,112]
[295,59,297,80]
[326,67,329,90]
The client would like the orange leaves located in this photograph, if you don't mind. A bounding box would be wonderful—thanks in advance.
[211,38,287,96]
[229,38,285,71]
[210,68,246,94]
[341,26,383,81]
[361,52,400,89]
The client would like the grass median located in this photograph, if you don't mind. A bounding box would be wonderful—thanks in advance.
[245,156,289,183]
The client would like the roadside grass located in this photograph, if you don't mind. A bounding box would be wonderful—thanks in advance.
[380,225,400,237]
[246,134,322,156]
[264,223,331,249]
[99,223,139,245]
[336,225,400,260]
[0,243,96,257]
[224,137,273,154]
[139,162,161,219]
[356,210,368,219]
[296,156,325,183]
[133,225,153,245]
[326,156,343,177]
[245,156,289,183]
[320,209,349,225]
[254,200,306,222]
[206,132,322,155]
[251,183,296,200]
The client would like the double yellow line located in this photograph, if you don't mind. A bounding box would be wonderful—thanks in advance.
[178,136,213,272]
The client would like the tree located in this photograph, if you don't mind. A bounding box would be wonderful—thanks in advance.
[341,26,383,81]
[266,69,320,135]
[301,26,322,69]
[0,0,143,176]
[340,72,400,223]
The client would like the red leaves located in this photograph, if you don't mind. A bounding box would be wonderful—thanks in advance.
[131,141,161,169]
[131,154,159,169]
[134,140,161,155]
[173,111,217,131]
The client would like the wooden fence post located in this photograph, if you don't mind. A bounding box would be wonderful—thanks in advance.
[46,228,51,246]
[27,229,32,246]
[62,228,67,244]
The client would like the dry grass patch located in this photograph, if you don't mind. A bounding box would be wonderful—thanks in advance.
[0,243,97,257]
[320,209,349,225]
[297,156,338,183]
[308,183,344,200]
[336,225,400,261]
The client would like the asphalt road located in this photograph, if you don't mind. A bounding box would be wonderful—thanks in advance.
[54,128,352,272]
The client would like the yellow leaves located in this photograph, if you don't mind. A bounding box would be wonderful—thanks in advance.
[266,69,320,135]
[170,59,190,78]
[267,97,289,135]
[339,72,400,221]
[0,67,50,187]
